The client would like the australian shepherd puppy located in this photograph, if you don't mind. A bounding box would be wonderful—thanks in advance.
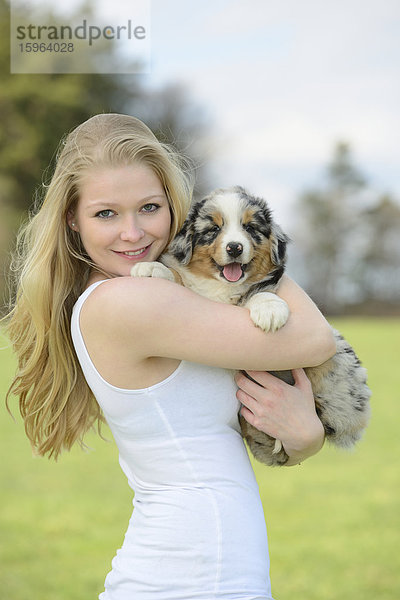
[131,186,371,466]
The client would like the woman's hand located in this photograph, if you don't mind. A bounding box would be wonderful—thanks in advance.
[235,369,325,466]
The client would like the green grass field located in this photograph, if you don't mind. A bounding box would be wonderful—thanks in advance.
[1,319,399,599]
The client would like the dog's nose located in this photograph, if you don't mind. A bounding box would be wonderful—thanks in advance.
[226,242,243,258]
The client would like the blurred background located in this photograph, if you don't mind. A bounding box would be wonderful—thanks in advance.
[1,1,399,599]
[1,0,400,314]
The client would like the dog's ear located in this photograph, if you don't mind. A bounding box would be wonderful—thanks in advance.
[168,204,199,265]
[168,198,208,265]
[168,220,194,265]
[269,223,289,266]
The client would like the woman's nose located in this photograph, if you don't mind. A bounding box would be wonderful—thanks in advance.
[120,216,145,242]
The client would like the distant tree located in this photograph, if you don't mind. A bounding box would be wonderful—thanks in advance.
[293,142,366,313]
[292,142,400,314]
[357,195,400,303]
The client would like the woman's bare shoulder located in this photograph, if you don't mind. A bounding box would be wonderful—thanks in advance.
[80,275,187,340]
[79,277,182,387]
[84,275,182,312]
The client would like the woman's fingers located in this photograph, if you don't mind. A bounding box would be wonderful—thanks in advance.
[241,368,313,397]
[292,367,311,390]
[239,403,258,427]
[236,387,259,415]
[239,369,282,389]
[235,369,283,394]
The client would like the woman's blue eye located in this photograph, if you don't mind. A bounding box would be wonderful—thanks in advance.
[95,209,114,219]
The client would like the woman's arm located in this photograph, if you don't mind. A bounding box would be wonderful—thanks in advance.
[85,274,336,372]
[235,369,325,466]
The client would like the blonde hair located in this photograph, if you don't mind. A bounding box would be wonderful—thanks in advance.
[5,113,193,459]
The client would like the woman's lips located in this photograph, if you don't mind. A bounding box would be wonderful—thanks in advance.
[113,244,152,260]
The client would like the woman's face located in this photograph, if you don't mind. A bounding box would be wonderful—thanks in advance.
[69,164,172,277]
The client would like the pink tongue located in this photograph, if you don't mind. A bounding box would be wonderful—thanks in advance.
[223,263,243,282]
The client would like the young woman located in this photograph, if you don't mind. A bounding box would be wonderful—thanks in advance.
[5,113,335,600]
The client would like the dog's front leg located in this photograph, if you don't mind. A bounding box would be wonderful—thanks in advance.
[245,292,289,333]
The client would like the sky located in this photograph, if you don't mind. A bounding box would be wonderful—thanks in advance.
[14,0,400,228]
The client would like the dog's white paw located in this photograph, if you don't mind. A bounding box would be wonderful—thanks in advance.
[130,261,175,281]
[245,292,289,332]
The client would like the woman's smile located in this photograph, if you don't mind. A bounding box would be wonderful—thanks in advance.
[112,244,153,259]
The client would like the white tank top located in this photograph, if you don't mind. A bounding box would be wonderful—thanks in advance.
[71,281,273,600]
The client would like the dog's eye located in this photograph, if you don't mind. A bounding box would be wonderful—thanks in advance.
[209,225,220,233]
[244,223,255,233]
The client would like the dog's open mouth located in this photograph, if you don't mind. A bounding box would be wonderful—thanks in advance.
[213,260,246,282]
[223,262,243,282]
